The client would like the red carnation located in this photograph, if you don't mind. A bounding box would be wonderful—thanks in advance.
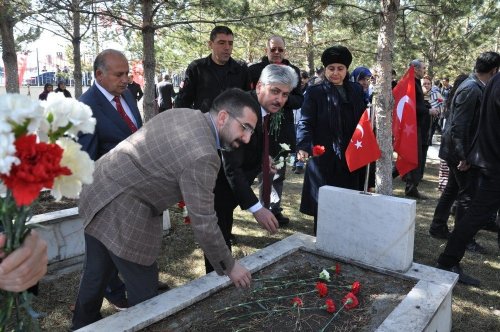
[325,298,336,313]
[335,263,341,275]
[312,145,326,157]
[177,201,186,209]
[315,282,328,297]
[291,297,303,307]
[1,134,71,206]
[351,281,361,295]
[183,216,191,224]
[342,292,359,310]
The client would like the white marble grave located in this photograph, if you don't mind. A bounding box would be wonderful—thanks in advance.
[316,186,416,272]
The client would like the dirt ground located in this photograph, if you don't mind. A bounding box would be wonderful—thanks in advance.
[32,160,500,331]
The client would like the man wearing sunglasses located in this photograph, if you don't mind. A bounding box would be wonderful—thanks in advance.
[205,64,298,274]
[248,35,303,226]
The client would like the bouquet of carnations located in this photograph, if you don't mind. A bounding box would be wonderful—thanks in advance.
[0,92,95,331]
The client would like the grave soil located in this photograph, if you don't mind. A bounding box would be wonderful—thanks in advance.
[145,250,415,332]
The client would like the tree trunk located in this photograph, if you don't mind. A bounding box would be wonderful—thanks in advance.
[373,0,399,195]
[141,0,156,122]
[0,7,19,93]
[72,0,83,98]
[305,16,315,75]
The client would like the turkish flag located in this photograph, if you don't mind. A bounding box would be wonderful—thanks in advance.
[392,66,418,177]
[346,109,381,172]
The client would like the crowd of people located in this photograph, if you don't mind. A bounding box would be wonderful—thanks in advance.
[1,24,499,330]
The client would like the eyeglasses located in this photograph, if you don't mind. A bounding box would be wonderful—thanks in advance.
[269,47,285,53]
[228,112,255,134]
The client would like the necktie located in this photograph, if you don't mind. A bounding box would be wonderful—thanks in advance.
[113,96,137,133]
[262,114,271,208]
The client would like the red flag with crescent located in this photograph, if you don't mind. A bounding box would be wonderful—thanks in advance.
[392,66,417,177]
[346,109,381,172]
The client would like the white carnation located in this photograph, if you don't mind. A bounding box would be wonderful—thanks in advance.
[0,132,20,175]
[51,138,94,200]
[279,143,291,151]
[0,94,44,134]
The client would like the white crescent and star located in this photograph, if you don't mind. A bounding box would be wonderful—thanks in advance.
[396,95,411,122]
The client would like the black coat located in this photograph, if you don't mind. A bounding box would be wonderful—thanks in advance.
[248,56,303,154]
[176,55,250,113]
[439,74,484,166]
[296,80,366,216]
[467,72,500,178]
[127,81,143,101]
[156,81,175,111]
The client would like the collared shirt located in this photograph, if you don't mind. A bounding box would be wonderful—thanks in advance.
[95,81,138,127]
[208,112,221,150]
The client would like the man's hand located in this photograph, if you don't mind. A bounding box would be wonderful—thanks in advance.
[457,160,470,172]
[297,150,309,162]
[227,262,251,288]
[253,208,279,234]
[0,231,48,292]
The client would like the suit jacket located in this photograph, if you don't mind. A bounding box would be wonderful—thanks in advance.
[218,90,265,209]
[156,80,175,111]
[248,57,303,154]
[79,109,234,275]
[127,81,144,101]
[78,84,143,160]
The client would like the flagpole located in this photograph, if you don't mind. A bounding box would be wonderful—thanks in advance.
[363,103,374,193]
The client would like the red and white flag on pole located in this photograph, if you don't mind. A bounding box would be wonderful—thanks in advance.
[346,109,381,172]
[392,66,418,177]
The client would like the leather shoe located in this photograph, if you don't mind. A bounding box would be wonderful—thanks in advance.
[429,227,451,240]
[436,263,480,286]
[158,281,170,291]
[405,189,428,200]
[274,212,290,226]
[108,298,129,311]
[465,239,487,254]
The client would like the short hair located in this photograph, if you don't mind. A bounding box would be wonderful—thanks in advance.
[210,88,259,118]
[94,49,127,75]
[409,59,423,69]
[164,74,170,81]
[258,64,299,89]
[267,35,285,48]
[210,26,233,41]
[474,51,500,74]
[301,70,310,79]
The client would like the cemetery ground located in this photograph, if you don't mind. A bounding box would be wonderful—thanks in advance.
[33,159,500,331]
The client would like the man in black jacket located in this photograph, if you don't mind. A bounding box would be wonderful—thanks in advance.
[430,52,500,247]
[127,74,143,101]
[176,26,250,113]
[248,35,303,225]
[205,64,298,273]
[156,74,175,112]
[437,70,500,287]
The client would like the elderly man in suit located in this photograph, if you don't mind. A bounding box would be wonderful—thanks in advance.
[77,49,143,310]
[156,74,176,112]
[205,64,298,273]
[71,88,259,329]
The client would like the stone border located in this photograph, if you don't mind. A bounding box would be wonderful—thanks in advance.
[77,233,458,332]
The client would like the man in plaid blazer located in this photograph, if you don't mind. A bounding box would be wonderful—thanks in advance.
[71,88,259,329]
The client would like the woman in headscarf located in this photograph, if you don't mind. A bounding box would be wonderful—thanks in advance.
[350,66,373,105]
[38,83,53,100]
[296,45,367,234]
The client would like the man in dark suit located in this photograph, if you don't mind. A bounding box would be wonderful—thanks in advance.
[156,74,175,112]
[71,89,258,329]
[205,64,298,273]
[78,49,143,310]
[248,35,303,226]
[437,71,500,287]
[127,74,144,101]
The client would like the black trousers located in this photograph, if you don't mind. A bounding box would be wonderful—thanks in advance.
[431,164,479,232]
[71,234,158,330]
[438,173,500,267]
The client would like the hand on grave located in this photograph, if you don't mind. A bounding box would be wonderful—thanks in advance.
[253,208,279,234]
[228,262,251,288]
[0,231,48,292]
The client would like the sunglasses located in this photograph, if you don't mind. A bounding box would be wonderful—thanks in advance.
[269,47,285,53]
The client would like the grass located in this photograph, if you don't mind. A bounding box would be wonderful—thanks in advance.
[33,159,500,331]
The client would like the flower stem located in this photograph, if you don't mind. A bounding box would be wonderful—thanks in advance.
[319,302,349,332]
[214,290,316,313]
